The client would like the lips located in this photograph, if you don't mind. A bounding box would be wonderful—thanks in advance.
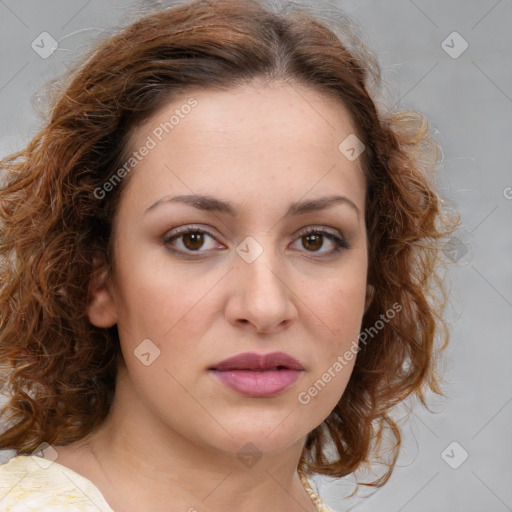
[209,351,305,398]
[210,351,304,372]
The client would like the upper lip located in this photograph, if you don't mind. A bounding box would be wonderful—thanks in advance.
[210,351,304,371]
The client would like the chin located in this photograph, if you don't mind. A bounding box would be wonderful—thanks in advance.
[196,413,311,457]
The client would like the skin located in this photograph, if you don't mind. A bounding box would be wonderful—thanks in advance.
[56,79,371,512]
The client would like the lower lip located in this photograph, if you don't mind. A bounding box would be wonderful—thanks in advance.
[210,369,304,397]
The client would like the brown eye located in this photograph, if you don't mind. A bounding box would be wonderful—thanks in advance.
[292,227,349,255]
[302,233,323,252]
[164,227,221,254]
[182,232,205,251]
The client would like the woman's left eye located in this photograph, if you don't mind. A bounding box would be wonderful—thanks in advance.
[163,226,349,256]
[291,227,349,254]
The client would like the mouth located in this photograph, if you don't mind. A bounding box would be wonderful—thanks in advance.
[209,351,305,397]
[209,351,304,372]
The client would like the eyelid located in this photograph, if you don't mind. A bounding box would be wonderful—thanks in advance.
[295,225,343,239]
[163,224,223,246]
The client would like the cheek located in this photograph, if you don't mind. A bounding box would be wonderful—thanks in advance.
[113,268,212,404]
[295,276,367,414]
[114,249,197,325]
[307,270,368,341]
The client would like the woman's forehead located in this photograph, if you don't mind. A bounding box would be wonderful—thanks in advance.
[125,81,366,199]
[135,80,358,145]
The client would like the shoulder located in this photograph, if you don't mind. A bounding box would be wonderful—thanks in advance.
[0,455,113,511]
[299,470,338,512]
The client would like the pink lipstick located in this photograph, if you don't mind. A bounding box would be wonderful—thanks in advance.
[209,351,304,398]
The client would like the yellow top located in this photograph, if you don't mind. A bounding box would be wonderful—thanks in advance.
[0,455,337,511]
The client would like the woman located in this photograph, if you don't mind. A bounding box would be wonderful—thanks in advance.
[0,0,455,510]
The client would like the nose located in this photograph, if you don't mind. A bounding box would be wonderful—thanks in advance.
[224,246,298,334]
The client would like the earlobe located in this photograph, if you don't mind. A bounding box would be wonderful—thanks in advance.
[87,256,118,328]
[364,284,375,313]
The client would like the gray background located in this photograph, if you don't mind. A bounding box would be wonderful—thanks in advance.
[0,1,511,511]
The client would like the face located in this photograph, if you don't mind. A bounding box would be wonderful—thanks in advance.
[88,79,369,460]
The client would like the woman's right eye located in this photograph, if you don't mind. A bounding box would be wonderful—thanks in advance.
[164,227,223,254]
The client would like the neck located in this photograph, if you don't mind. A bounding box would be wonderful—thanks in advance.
[57,367,318,512]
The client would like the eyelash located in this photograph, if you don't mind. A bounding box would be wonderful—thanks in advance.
[163,225,350,258]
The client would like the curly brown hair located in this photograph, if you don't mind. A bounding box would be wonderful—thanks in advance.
[0,0,456,488]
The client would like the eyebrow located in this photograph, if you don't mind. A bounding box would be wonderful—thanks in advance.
[145,193,360,218]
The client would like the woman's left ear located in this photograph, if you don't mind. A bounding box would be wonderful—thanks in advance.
[86,255,118,328]
[364,284,375,313]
